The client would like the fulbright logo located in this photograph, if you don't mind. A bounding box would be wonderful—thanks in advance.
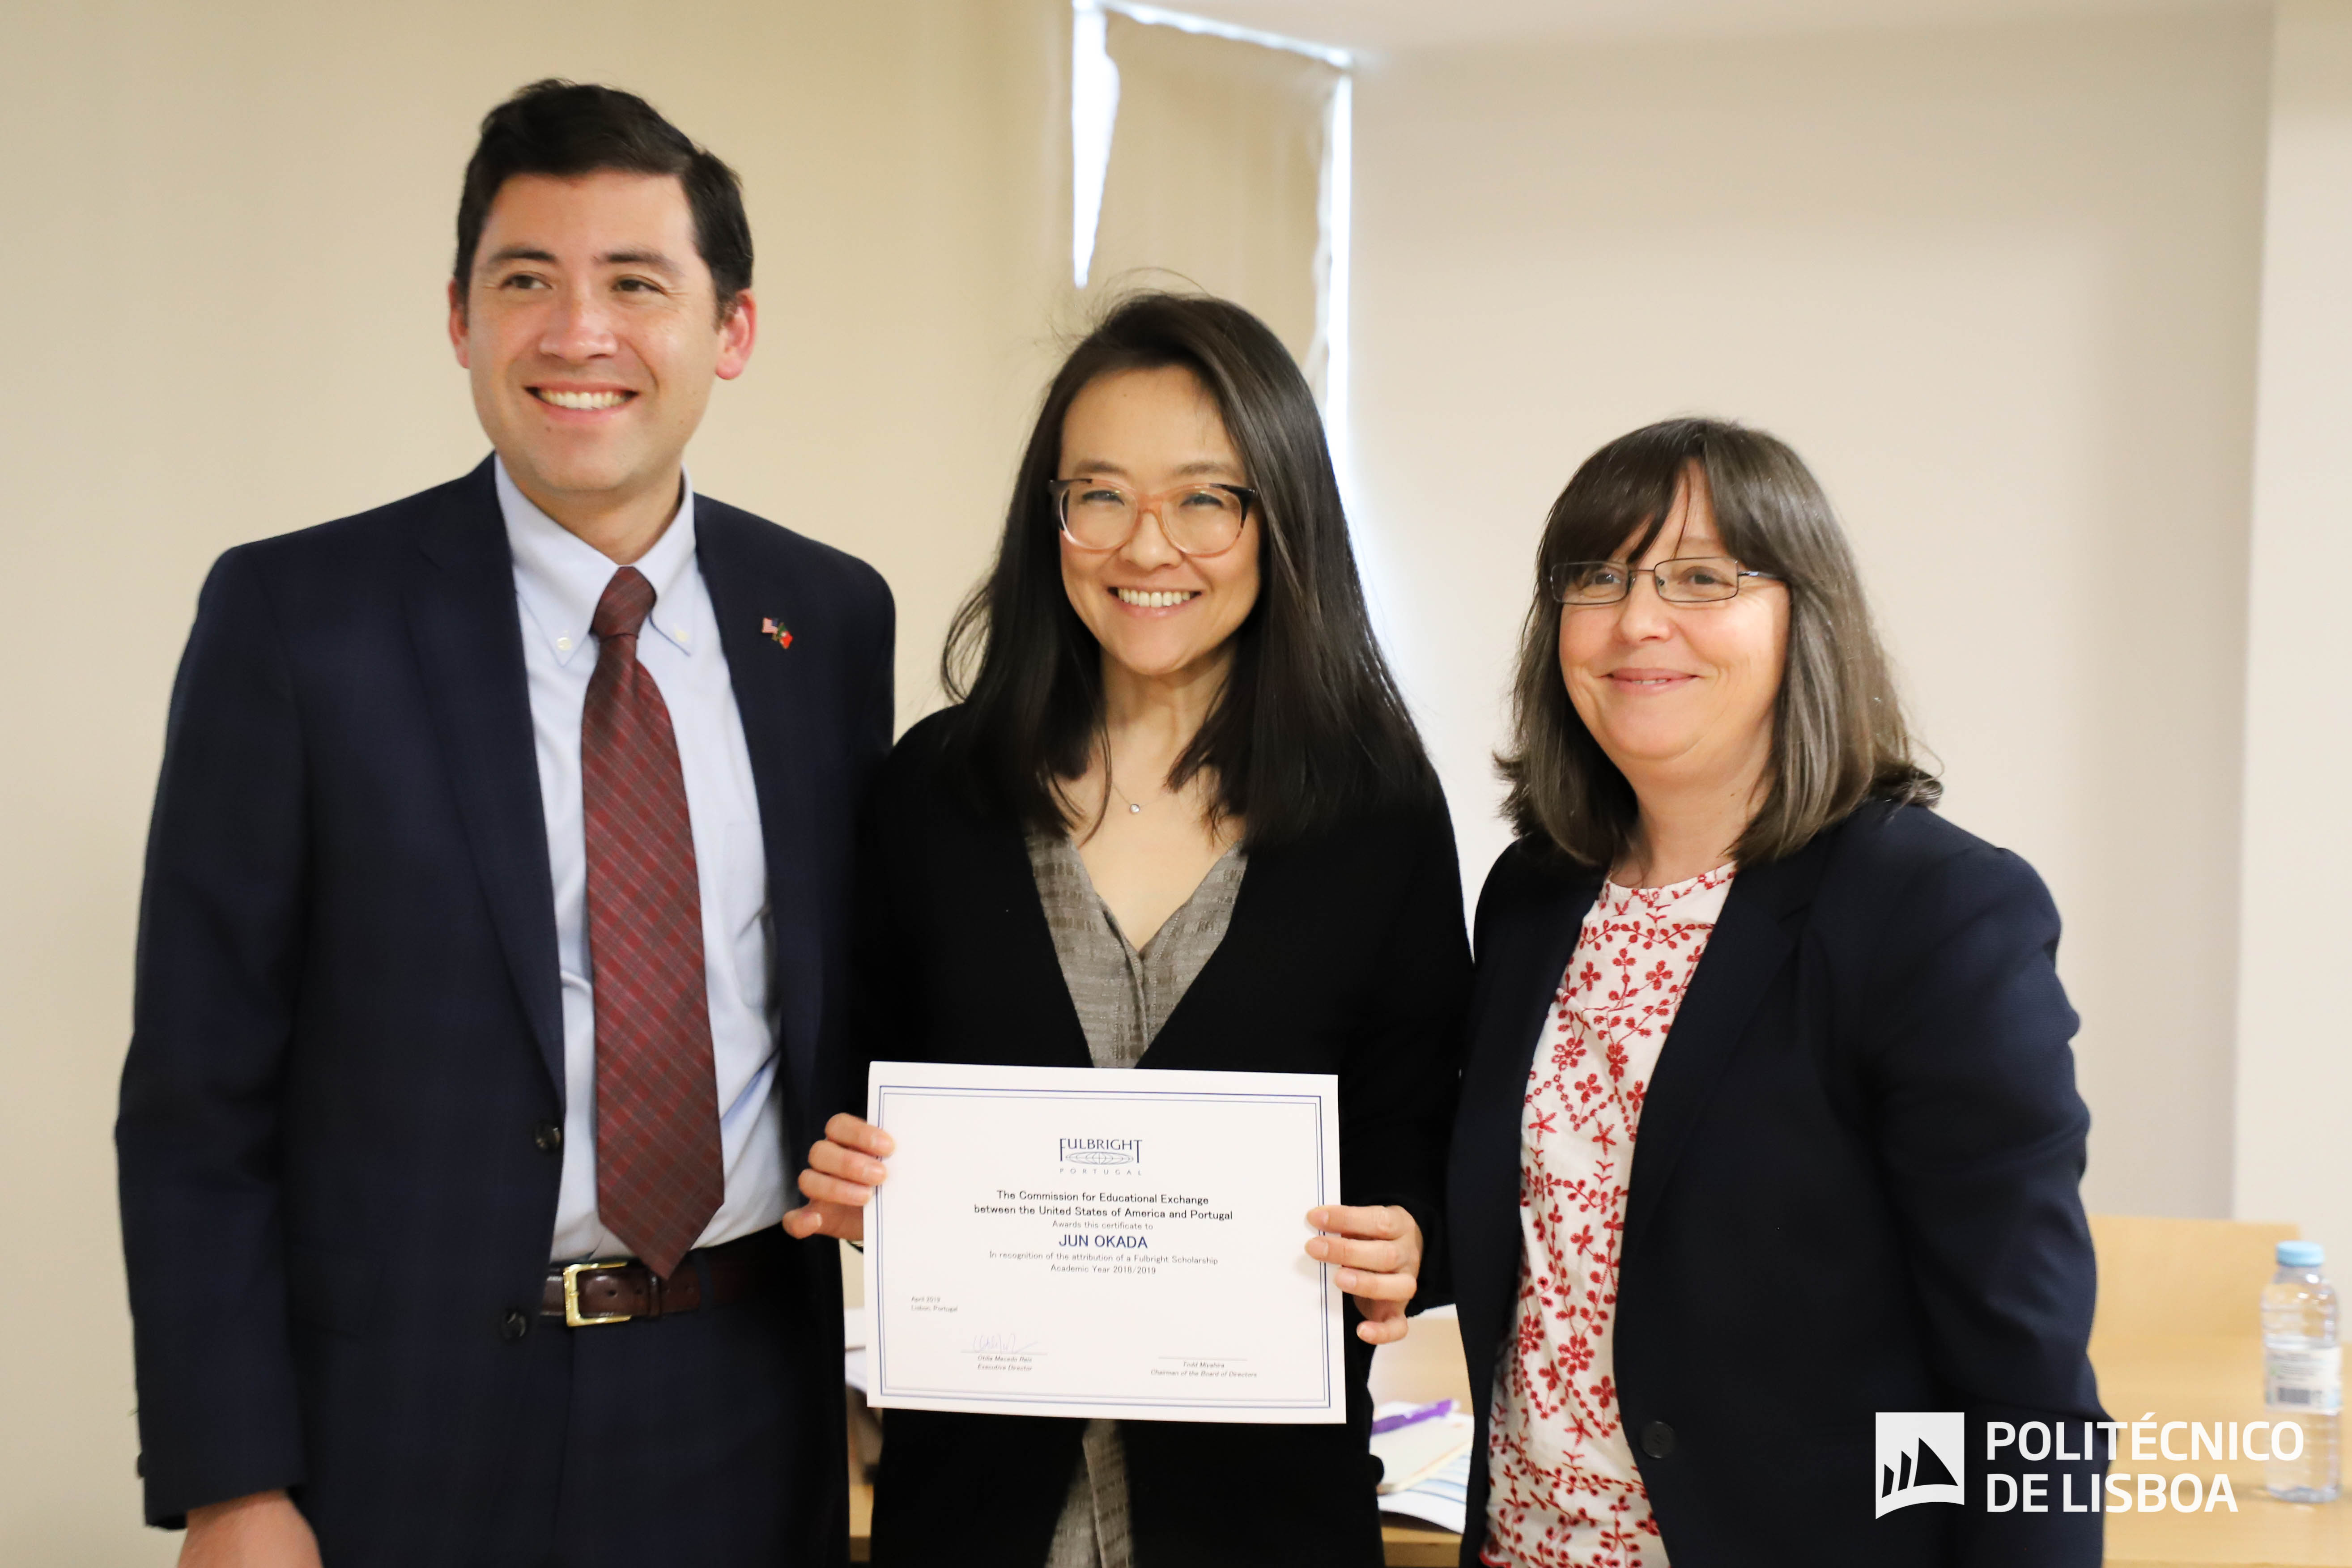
[1876,1412,1966,1517]
[1057,1137,1141,1167]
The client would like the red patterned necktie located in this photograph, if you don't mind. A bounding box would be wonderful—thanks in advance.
[582,565,723,1279]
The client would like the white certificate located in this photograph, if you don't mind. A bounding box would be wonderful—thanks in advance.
[862,1059,1345,1424]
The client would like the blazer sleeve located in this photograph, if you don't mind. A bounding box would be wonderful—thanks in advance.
[840,571,898,1113]
[1858,841,2105,1564]
[1338,805,1473,1309]
[853,562,896,779]
[115,548,312,1525]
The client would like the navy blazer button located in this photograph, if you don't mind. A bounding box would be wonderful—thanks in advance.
[1641,1420,1676,1458]
[500,1309,531,1341]
[533,1121,563,1153]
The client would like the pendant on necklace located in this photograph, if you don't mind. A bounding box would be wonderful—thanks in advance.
[1128,802,1142,814]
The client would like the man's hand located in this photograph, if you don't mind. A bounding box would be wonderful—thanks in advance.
[1305,1205,1425,1345]
[180,1490,321,1568]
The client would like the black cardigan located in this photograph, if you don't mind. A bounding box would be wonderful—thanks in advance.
[1449,803,2105,1568]
[857,710,1471,1568]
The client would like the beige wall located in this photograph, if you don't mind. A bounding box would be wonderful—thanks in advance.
[2236,1,2352,1262]
[0,1,1070,1555]
[1346,6,2272,1222]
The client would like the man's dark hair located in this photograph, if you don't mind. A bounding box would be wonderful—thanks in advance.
[942,292,1440,849]
[454,79,752,318]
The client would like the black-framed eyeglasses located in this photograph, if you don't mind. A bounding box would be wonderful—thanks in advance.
[1545,556,1780,607]
[1049,477,1258,557]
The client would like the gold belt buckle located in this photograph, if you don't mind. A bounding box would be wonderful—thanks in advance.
[563,1259,634,1327]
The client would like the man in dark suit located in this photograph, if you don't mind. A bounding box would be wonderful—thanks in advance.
[116,80,892,1566]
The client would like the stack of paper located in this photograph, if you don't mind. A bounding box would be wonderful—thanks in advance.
[1371,1399,1473,1534]
[1379,1449,1471,1535]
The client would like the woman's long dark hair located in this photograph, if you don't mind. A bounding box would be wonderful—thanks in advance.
[943,292,1436,847]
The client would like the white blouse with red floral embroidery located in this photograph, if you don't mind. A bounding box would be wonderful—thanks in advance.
[1480,867,1735,1568]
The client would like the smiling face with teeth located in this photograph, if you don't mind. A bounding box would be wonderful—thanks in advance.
[1057,365,1262,697]
[448,169,755,557]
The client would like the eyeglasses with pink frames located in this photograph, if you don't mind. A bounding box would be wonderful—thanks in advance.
[1049,477,1259,557]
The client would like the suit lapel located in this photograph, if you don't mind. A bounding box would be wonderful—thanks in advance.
[698,507,824,1139]
[1621,838,1829,1252]
[404,459,565,1094]
[1454,855,1600,1369]
[1466,866,1601,1122]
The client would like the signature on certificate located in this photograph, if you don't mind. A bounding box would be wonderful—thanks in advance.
[967,1330,1044,1355]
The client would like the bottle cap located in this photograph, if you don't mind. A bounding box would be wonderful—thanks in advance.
[2279,1241,2325,1267]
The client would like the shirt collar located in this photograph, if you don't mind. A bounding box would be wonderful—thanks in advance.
[496,456,702,667]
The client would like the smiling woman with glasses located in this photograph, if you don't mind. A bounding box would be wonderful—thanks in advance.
[1449,417,2106,1568]
[783,293,1470,1568]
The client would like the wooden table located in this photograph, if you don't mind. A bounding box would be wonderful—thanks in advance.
[2093,1333,2350,1568]
[1376,1519,1462,1565]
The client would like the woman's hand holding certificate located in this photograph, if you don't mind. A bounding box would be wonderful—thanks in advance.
[1305,1203,1423,1346]
[781,1113,893,1243]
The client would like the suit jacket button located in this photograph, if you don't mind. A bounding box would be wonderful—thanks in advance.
[1641,1420,1677,1458]
[500,1309,532,1341]
[533,1121,563,1154]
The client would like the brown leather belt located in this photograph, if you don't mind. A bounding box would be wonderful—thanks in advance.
[540,1235,767,1327]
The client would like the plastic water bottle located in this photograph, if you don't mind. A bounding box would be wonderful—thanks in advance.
[2263,1240,2341,1503]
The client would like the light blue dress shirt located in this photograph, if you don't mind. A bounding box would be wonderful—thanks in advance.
[496,459,787,1263]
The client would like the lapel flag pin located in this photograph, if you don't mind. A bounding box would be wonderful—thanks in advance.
[761,617,794,649]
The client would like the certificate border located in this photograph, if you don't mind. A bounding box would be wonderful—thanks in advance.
[868,1081,1337,1416]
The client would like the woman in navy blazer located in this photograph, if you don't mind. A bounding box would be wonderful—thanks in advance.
[1450,419,2104,1567]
